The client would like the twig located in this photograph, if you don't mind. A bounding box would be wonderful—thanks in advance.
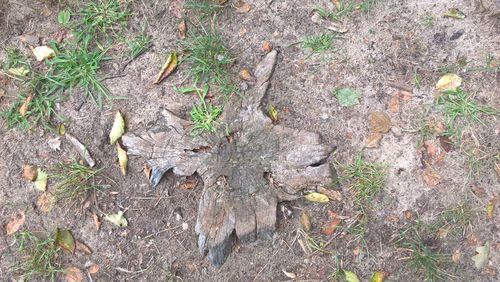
[387,81,413,93]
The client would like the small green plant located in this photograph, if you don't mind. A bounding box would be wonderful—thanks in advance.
[190,87,223,135]
[421,13,434,28]
[126,30,152,59]
[332,87,361,107]
[2,48,30,71]
[75,0,130,41]
[359,0,377,15]
[184,0,225,19]
[413,70,422,89]
[303,33,335,55]
[337,155,387,205]
[11,231,63,281]
[50,161,107,203]
[395,226,454,282]
[437,89,498,128]
[48,43,113,108]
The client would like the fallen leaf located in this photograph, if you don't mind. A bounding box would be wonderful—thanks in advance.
[467,233,478,246]
[388,95,400,113]
[268,105,278,124]
[178,19,186,39]
[427,119,445,134]
[424,140,438,157]
[154,52,178,84]
[317,187,342,201]
[282,269,296,279]
[57,9,71,26]
[437,226,450,239]
[7,67,30,77]
[65,266,84,282]
[470,185,486,198]
[105,211,128,227]
[436,73,462,92]
[179,176,198,189]
[370,271,386,282]
[404,210,413,221]
[87,263,100,274]
[438,136,453,152]
[236,0,251,13]
[143,163,152,179]
[22,164,38,181]
[58,123,66,136]
[334,88,361,107]
[472,242,490,269]
[66,133,95,167]
[423,167,441,186]
[75,240,92,255]
[36,193,54,213]
[345,270,361,282]
[369,112,392,133]
[332,0,342,11]
[262,41,273,52]
[48,137,62,151]
[4,210,25,235]
[32,46,55,61]
[397,90,413,100]
[486,199,495,220]
[304,192,329,203]
[110,110,126,144]
[443,8,466,19]
[92,214,101,231]
[55,228,75,253]
[34,168,48,191]
[365,132,383,148]
[300,211,312,231]
[321,210,341,235]
[116,143,128,176]
[452,249,461,263]
[239,68,255,81]
[19,95,33,117]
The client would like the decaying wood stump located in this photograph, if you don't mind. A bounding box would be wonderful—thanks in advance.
[123,50,335,267]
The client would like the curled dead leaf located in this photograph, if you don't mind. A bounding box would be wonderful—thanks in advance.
[423,167,441,186]
[32,46,55,61]
[403,210,413,221]
[388,95,400,113]
[75,240,92,255]
[65,266,84,282]
[438,136,453,152]
[5,210,25,235]
[398,90,413,100]
[87,263,100,274]
[178,19,186,39]
[424,140,438,157]
[19,95,33,117]
[369,112,392,133]
[116,143,128,176]
[321,210,341,235]
[436,73,462,92]
[92,214,101,231]
[365,132,383,148]
[22,164,38,181]
[65,133,95,167]
[36,193,55,213]
[300,211,312,231]
[154,52,178,84]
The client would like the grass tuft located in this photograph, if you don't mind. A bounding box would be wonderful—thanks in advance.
[184,0,225,19]
[303,33,335,55]
[11,231,63,281]
[190,87,223,135]
[126,31,152,59]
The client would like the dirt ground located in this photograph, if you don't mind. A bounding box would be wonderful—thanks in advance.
[0,0,499,281]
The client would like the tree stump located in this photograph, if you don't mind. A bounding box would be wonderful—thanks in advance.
[122,50,335,267]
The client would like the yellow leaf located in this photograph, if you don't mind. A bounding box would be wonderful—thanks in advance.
[34,168,48,191]
[345,270,360,282]
[486,199,495,220]
[304,192,329,203]
[105,211,128,227]
[117,143,128,176]
[32,46,55,61]
[436,74,462,92]
[109,110,125,144]
[7,67,30,77]
[370,271,385,282]
[154,52,178,84]
[268,105,278,124]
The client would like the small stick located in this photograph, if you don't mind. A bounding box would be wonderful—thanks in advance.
[387,82,413,93]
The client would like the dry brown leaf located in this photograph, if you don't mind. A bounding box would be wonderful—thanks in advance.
[435,151,446,163]
[116,143,128,176]
[467,233,478,246]
[179,176,198,189]
[169,0,183,18]
[36,193,54,213]
[143,163,152,180]
[321,210,341,235]
[19,95,33,117]
[403,210,413,221]
[5,210,25,235]
[369,112,392,133]
[75,240,92,255]
[398,90,413,100]
[365,132,383,148]
[87,263,100,274]
[262,41,273,53]
[22,164,38,181]
[424,140,438,157]
[388,95,400,113]
[437,226,450,239]
[92,214,101,231]
[317,187,342,201]
[471,185,487,198]
[438,136,453,152]
[154,52,178,84]
[239,68,255,81]
[65,266,84,282]
[236,0,251,13]
[178,19,186,39]
[427,119,445,134]
[452,249,461,263]
[423,167,441,186]
[66,133,96,167]
[300,211,312,231]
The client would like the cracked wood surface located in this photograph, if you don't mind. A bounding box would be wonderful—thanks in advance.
[122,50,334,267]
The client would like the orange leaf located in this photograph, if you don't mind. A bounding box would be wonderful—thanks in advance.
[365,132,383,148]
[388,95,400,113]
[19,95,33,117]
[5,210,25,235]
[423,167,441,186]
[321,210,341,235]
